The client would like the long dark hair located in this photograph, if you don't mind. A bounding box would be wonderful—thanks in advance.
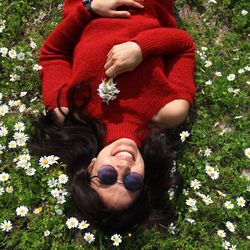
[29,82,183,234]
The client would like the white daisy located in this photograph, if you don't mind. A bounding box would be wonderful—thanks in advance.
[225,221,236,232]
[236,197,246,207]
[180,131,190,142]
[44,230,50,237]
[78,220,90,230]
[0,187,5,195]
[16,206,28,217]
[227,74,236,81]
[222,241,231,249]
[51,188,60,198]
[56,195,66,204]
[14,122,25,131]
[241,10,248,16]
[204,60,212,67]
[205,80,212,85]
[224,201,234,209]
[39,156,51,168]
[202,195,213,205]
[84,232,95,244]
[8,49,17,59]
[33,64,43,71]
[185,218,196,224]
[66,217,79,229]
[26,168,36,176]
[0,220,12,232]
[185,198,197,207]
[33,207,42,214]
[209,169,220,180]
[215,71,222,76]
[6,186,13,193]
[47,178,58,188]
[8,141,17,148]
[111,233,122,247]
[217,229,226,238]
[244,148,250,159]
[230,245,237,250]
[0,172,10,182]
[58,174,68,184]
[17,52,25,61]
[204,148,212,157]
[190,179,201,190]
[0,104,9,116]
[47,155,59,165]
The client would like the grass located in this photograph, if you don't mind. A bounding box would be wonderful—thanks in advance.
[0,0,249,249]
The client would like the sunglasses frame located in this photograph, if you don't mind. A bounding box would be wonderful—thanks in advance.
[89,165,144,192]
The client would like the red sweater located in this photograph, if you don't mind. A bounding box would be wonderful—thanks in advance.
[40,0,196,146]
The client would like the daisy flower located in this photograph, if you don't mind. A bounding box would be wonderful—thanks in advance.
[33,207,42,214]
[217,229,226,238]
[225,221,236,232]
[202,195,213,205]
[56,195,66,204]
[0,220,12,232]
[44,230,50,237]
[58,174,68,184]
[227,74,236,81]
[204,60,212,67]
[33,64,43,71]
[185,218,196,224]
[0,172,10,182]
[111,234,122,247]
[8,49,17,59]
[8,141,17,148]
[204,148,212,157]
[14,122,25,131]
[16,206,28,217]
[51,188,60,198]
[185,198,197,207]
[47,178,58,188]
[39,156,51,168]
[78,220,90,230]
[0,104,9,116]
[241,10,248,16]
[66,217,79,229]
[180,131,190,142]
[244,148,250,159]
[190,179,201,190]
[236,197,246,207]
[84,232,95,244]
[47,155,60,165]
[6,186,13,193]
[224,201,234,209]
[222,241,230,249]
[26,168,36,176]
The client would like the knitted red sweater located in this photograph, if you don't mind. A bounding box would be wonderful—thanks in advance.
[40,0,196,146]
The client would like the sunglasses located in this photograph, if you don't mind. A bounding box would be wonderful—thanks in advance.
[90,165,144,192]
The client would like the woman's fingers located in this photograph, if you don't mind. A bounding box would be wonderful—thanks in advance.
[108,10,131,18]
[118,0,144,9]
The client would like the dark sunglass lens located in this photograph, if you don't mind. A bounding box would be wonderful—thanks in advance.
[98,165,117,185]
[124,173,143,192]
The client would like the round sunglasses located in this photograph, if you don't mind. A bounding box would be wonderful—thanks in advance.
[90,165,144,192]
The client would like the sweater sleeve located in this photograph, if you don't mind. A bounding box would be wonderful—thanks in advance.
[40,1,91,111]
[131,27,196,105]
[130,27,195,59]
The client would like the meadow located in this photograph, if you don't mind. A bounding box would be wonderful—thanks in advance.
[0,0,249,249]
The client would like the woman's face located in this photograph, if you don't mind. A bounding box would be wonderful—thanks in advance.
[87,138,145,210]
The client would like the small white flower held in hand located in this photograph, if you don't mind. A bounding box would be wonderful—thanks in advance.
[111,233,122,247]
[16,206,28,217]
[66,217,79,229]
[97,77,120,105]
[0,220,12,232]
[84,232,95,244]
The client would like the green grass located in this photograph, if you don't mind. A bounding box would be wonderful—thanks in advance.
[0,0,249,249]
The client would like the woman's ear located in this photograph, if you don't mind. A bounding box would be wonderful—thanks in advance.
[87,158,97,173]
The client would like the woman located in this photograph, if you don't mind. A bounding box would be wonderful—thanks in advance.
[30,0,196,233]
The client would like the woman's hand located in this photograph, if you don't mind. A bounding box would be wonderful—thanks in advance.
[91,0,144,18]
[53,107,69,124]
[104,41,143,78]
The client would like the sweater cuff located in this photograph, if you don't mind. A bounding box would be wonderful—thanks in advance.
[131,37,157,60]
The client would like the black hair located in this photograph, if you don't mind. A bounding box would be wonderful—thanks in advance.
[29,82,183,234]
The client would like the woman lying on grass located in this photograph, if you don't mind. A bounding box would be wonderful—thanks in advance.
[30,0,196,233]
